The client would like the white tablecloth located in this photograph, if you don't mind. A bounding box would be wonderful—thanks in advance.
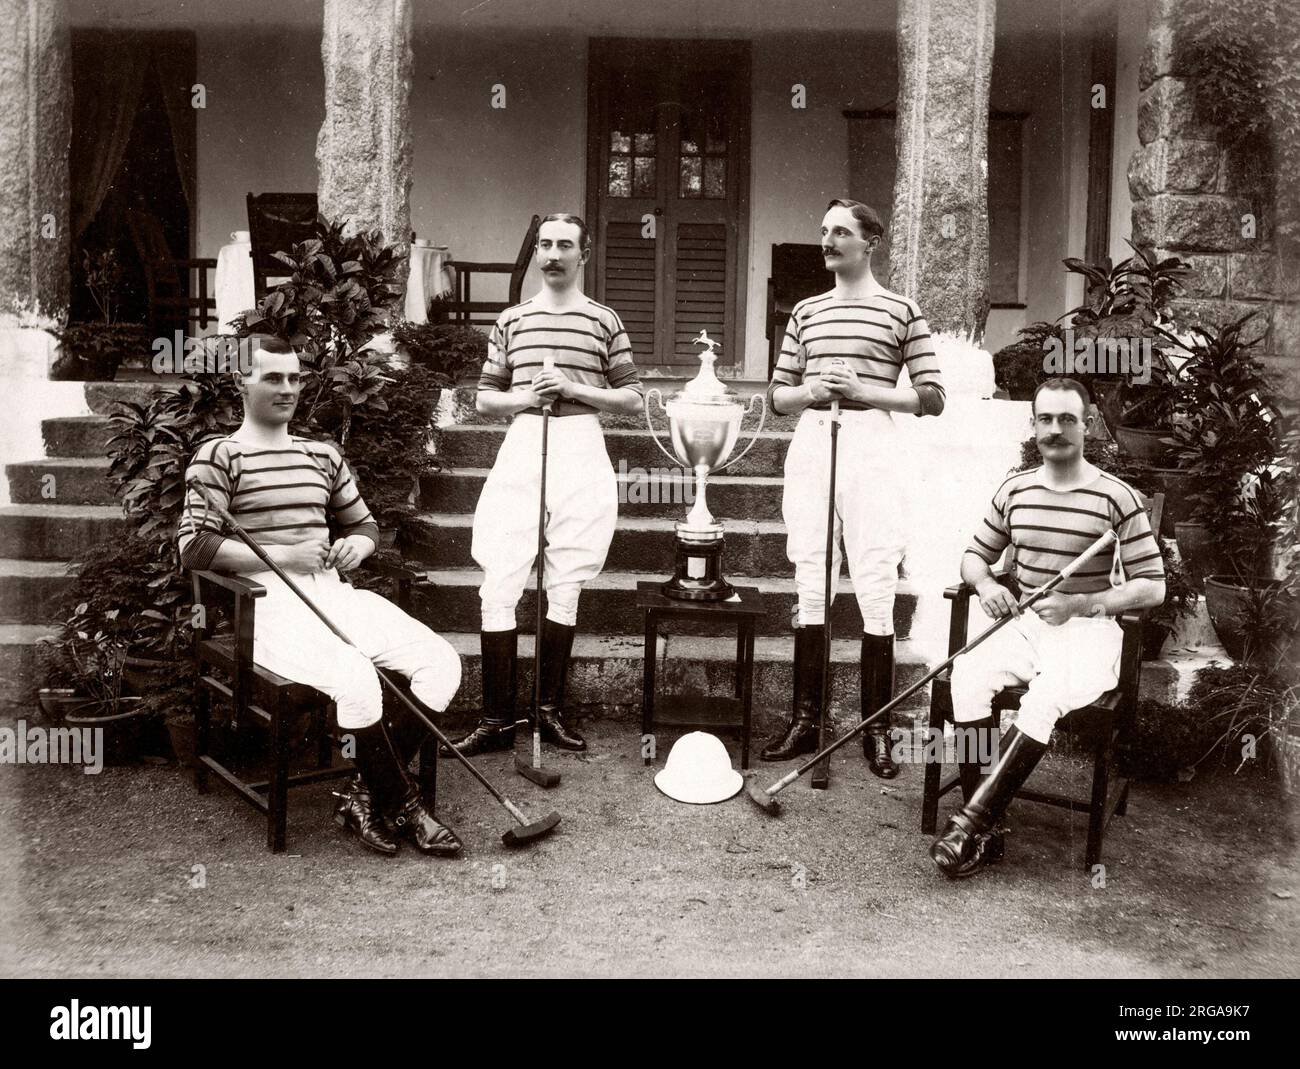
[214,240,455,332]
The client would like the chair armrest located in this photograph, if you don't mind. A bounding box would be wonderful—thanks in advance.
[193,570,267,599]
[1117,608,1149,631]
[944,581,974,601]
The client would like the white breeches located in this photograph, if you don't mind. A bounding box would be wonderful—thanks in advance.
[472,413,618,632]
[247,568,462,730]
[949,610,1123,745]
[782,407,908,634]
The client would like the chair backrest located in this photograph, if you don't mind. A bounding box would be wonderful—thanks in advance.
[246,192,320,299]
[508,215,542,306]
[769,243,832,308]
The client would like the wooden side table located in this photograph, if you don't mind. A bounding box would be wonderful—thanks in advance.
[637,581,765,770]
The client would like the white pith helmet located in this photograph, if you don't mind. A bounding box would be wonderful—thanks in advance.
[653,731,743,804]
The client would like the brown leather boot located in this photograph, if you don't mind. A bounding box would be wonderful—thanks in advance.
[332,775,398,856]
[861,632,899,779]
[442,629,517,758]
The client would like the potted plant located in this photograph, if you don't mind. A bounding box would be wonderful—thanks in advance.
[51,249,149,381]
[1062,241,1190,454]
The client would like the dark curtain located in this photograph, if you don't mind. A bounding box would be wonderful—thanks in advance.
[69,31,150,239]
[153,39,197,214]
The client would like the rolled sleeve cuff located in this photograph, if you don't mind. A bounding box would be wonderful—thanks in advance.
[180,532,227,571]
[914,383,946,417]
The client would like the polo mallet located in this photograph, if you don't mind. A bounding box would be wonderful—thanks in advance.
[746,528,1118,814]
[516,353,561,789]
[811,371,844,790]
[185,479,561,847]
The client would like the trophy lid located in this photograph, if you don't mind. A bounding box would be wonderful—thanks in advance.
[675,331,735,405]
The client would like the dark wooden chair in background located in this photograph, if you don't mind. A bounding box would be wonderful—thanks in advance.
[920,493,1165,870]
[189,559,437,853]
[246,192,320,300]
[125,208,217,337]
[765,243,832,378]
[429,214,540,327]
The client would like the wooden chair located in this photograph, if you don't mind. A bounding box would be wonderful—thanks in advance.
[765,243,832,378]
[125,209,217,337]
[189,559,437,853]
[429,214,540,326]
[920,493,1164,870]
[246,192,320,300]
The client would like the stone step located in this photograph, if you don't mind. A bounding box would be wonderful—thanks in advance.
[404,566,916,639]
[421,466,785,521]
[85,379,167,415]
[0,504,128,560]
[0,623,56,707]
[435,423,792,478]
[5,457,115,506]
[437,631,933,730]
[447,380,795,431]
[42,416,115,458]
[406,510,804,578]
[0,559,75,623]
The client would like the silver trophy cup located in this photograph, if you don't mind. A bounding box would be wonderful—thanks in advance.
[645,331,767,600]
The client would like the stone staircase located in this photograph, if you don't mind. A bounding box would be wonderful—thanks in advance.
[0,379,933,733]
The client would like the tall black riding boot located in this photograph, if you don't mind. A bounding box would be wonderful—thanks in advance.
[760,625,824,761]
[442,629,517,758]
[353,722,462,857]
[930,725,1046,879]
[536,619,585,751]
[861,632,899,779]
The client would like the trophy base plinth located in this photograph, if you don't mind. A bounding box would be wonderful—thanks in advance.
[661,532,735,602]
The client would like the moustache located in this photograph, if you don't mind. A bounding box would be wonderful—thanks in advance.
[1041,437,1067,446]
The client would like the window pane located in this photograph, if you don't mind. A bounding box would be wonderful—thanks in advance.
[633,156,655,197]
[634,132,656,154]
[704,157,726,198]
[608,157,631,197]
[706,132,727,154]
[610,131,631,154]
[681,137,699,155]
[679,156,702,198]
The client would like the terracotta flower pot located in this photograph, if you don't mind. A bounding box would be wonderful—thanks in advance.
[1174,521,1230,584]
[1116,425,1174,465]
[1203,576,1282,662]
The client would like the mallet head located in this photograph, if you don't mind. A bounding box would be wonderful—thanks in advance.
[501,810,561,848]
[515,756,561,789]
[744,775,781,816]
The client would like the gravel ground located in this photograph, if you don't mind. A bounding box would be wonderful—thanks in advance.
[2,716,1297,978]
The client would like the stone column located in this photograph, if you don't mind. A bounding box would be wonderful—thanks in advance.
[0,0,70,326]
[889,0,996,341]
[1129,0,1296,403]
[316,0,413,268]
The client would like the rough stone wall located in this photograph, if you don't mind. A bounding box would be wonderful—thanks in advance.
[0,0,70,320]
[316,0,412,283]
[889,0,996,340]
[1129,0,1298,402]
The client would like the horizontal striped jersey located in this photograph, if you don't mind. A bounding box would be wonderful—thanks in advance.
[769,289,945,415]
[966,468,1164,595]
[177,436,378,571]
[477,297,643,418]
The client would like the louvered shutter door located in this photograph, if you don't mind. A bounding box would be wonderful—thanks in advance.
[603,221,657,364]
[670,222,728,361]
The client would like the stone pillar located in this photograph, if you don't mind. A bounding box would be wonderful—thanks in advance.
[316,0,412,266]
[0,0,70,324]
[1129,0,1297,402]
[889,0,996,341]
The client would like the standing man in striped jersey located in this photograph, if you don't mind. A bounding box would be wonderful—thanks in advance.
[761,199,945,775]
[931,377,1165,878]
[178,337,464,857]
[446,213,644,757]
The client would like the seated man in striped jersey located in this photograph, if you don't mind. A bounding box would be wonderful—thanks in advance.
[930,377,1166,878]
[178,336,464,858]
[762,198,945,777]
[445,213,644,758]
